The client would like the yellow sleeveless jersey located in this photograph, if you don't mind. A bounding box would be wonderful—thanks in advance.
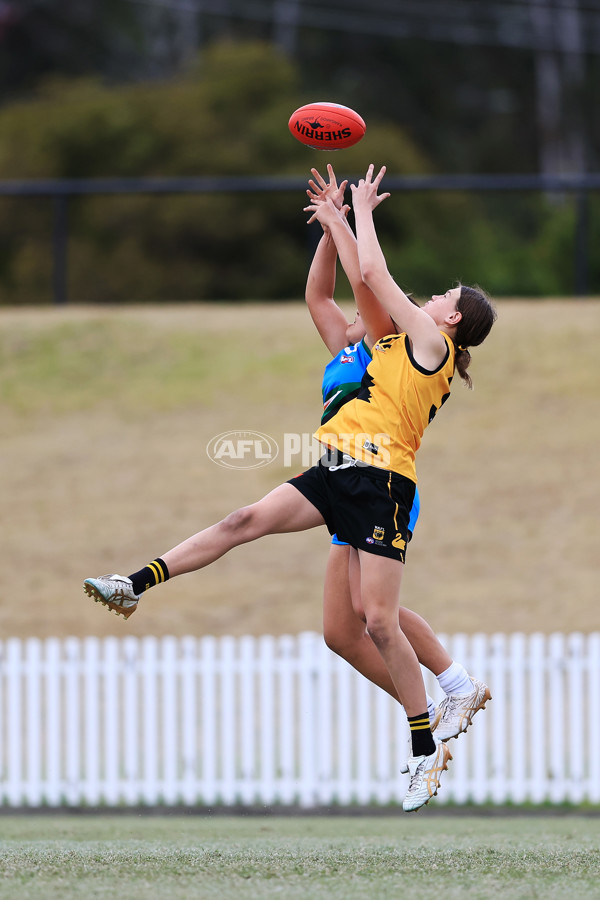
[314,332,455,481]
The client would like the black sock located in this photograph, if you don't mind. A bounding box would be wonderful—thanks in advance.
[407,712,436,758]
[128,558,169,596]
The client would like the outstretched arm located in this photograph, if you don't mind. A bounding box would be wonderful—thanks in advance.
[304,169,396,348]
[304,166,352,356]
[350,164,448,369]
[305,229,350,356]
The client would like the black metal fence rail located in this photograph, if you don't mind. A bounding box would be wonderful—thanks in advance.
[1,173,598,304]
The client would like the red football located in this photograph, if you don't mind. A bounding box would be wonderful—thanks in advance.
[288,102,366,150]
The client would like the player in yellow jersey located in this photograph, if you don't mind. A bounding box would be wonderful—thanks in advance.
[84,165,496,811]
[299,164,496,808]
[305,166,489,773]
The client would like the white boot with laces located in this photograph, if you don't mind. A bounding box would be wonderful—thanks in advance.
[403,742,452,812]
[432,678,491,742]
[83,574,140,619]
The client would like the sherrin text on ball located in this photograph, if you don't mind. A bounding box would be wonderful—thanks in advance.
[288,102,366,150]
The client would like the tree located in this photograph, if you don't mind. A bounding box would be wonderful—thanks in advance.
[0,0,141,99]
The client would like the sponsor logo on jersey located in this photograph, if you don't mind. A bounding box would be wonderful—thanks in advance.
[392,533,406,550]
[363,439,379,455]
[375,335,397,352]
[340,354,355,364]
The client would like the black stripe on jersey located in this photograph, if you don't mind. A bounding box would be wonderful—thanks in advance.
[404,334,450,375]
[355,369,375,404]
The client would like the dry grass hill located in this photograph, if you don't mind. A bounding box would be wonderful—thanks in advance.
[1,299,598,639]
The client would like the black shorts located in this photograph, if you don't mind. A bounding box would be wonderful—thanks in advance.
[288,449,416,563]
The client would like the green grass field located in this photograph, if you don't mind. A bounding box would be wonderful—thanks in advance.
[0,815,599,899]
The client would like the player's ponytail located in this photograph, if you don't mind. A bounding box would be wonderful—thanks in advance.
[453,285,497,388]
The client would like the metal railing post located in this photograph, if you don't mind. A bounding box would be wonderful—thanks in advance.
[574,189,589,297]
[52,193,68,305]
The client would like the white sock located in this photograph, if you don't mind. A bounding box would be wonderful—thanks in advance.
[437,661,473,696]
[427,696,437,723]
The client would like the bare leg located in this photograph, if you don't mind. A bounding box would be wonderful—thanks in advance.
[323,545,399,700]
[324,546,451,699]
[163,484,325,577]
[397,609,452,676]
[357,550,427,717]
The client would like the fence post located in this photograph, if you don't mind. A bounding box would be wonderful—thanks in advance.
[548,632,566,802]
[529,633,546,803]
[25,638,42,807]
[7,638,22,807]
[122,635,140,806]
[102,637,120,805]
[45,638,61,806]
[298,632,318,807]
[142,636,159,805]
[64,637,80,806]
[589,633,600,803]
[181,635,198,806]
[200,635,217,805]
[335,646,353,805]
[220,635,237,805]
[239,635,256,805]
[278,634,296,805]
[258,635,276,805]
[470,633,490,804]
[161,636,178,805]
[83,636,101,806]
[315,638,334,805]
[574,190,589,296]
[567,632,585,803]
[52,194,68,305]
[509,633,527,803]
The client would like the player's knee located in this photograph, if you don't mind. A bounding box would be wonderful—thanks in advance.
[219,505,256,537]
[365,613,394,650]
[323,626,365,664]
[323,627,345,657]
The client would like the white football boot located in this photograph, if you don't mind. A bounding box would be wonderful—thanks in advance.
[83,574,140,619]
[432,678,492,742]
[403,742,452,812]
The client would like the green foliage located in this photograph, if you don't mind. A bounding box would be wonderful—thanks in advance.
[0,39,591,303]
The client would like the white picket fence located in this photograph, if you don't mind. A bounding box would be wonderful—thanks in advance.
[0,632,598,808]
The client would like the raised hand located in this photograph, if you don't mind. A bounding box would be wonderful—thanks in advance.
[306,163,348,211]
[350,164,390,212]
[303,194,347,228]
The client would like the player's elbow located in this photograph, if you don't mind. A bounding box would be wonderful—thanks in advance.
[305,285,332,308]
[359,261,376,285]
[359,261,385,292]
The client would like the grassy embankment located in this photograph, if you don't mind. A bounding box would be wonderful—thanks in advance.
[1,300,598,639]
